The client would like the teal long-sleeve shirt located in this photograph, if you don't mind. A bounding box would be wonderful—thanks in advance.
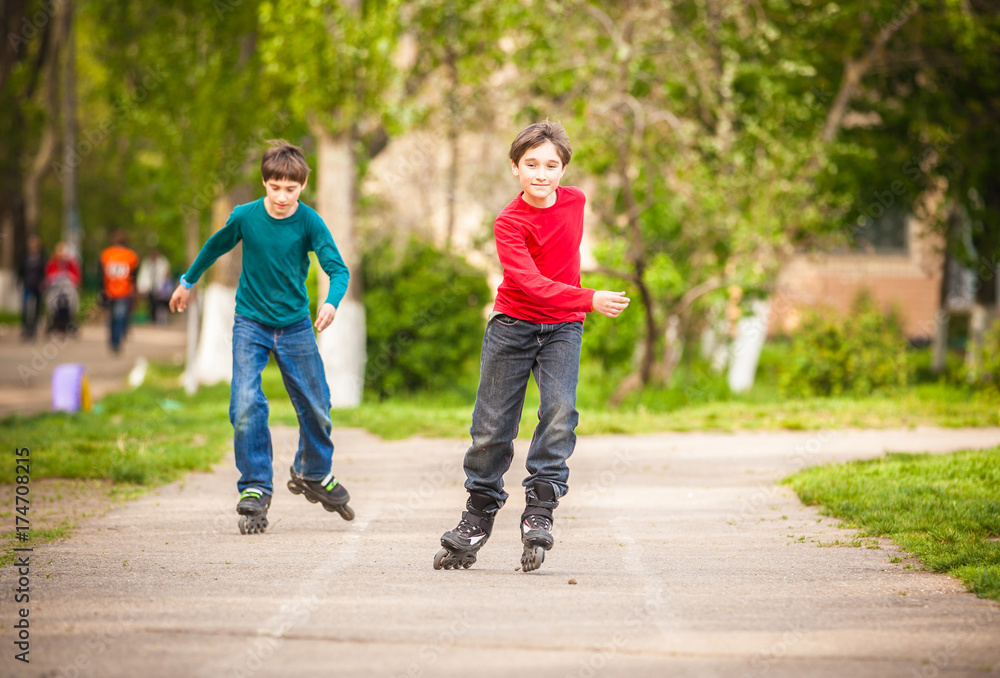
[183,198,349,328]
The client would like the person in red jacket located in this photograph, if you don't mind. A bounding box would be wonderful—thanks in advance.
[100,231,140,355]
[434,121,630,573]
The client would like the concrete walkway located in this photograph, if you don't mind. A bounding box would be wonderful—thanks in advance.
[3,426,999,677]
[0,319,187,418]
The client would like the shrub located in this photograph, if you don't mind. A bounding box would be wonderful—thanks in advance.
[362,238,490,398]
[580,273,643,373]
[966,320,1000,392]
[780,292,910,397]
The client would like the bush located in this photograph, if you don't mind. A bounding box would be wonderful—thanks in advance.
[580,273,644,373]
[966,320,1000,392]
[780,292,910,397]
[362,238,490,398]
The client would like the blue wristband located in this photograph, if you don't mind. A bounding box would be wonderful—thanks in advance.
[179,274,194,289]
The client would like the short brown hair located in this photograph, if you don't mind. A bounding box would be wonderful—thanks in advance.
[508,121,572,166]
[261,140,310,184]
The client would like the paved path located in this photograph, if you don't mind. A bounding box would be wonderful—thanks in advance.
[0,320,187,418]
[3,426,999,677]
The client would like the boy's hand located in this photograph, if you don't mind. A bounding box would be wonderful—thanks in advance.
[592,290,630,318]
[169,285,191,313]
[315,303,337,332]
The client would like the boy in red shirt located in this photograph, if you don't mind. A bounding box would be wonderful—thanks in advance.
[434,121,630,572]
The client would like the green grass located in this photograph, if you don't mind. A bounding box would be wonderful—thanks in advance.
[783,447,1000,601]
[2,363,232,484]
[278,365,998,440]
[1,362,234,562]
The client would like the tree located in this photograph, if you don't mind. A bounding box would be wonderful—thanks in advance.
[517,0,829,402]
[257,0,401,407]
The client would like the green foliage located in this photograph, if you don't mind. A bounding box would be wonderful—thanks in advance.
[966,321,1000,391]
[362,238,489,398]
[580,273,643,372]
[784,447,1000,601]
[780,292,910,397]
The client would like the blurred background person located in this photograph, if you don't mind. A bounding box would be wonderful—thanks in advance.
[100,231,140,355]
[137,247,173,325]
[43,241,82,336]
[17,234,47,341]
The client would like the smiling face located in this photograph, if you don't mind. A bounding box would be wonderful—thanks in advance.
[512,140,567,209]
[262,177,307,218]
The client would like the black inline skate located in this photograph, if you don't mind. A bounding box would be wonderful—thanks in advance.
[434,493,499,570]
[237,488,271,534]
[286,466,355,521]
[520,482,559,572]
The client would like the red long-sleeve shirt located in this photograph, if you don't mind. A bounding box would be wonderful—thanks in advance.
[492,186,595,324]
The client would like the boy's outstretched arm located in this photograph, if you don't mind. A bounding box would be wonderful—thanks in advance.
[592,290,630,318]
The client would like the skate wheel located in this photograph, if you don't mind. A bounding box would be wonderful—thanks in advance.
[433,549,448,570]
[521,545,545,572]
[239,516,248,535]
[338,504,355,521]
[287,481,303,495]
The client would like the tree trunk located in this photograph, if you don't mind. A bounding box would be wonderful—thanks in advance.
[61,1,80,256]
[727,297,771,393]
[965,257,998,381]
[183,210,200,395]
[24,2,65,235]
[314,125,366,408]
[193,189,246,386]
[445,44,459,250]
[931,215,953,374]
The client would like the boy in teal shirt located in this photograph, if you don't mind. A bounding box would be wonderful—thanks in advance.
[170,140,354,534]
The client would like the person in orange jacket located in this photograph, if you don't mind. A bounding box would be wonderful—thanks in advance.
[100,231,140,355]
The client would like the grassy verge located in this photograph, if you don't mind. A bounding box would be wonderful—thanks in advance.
[289,368,998,440]
[1,363,233,564]
[782,447,1000,601]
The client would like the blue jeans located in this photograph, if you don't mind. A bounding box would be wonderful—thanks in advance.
[109,298,131,352]
[463,314,584,505]
[21,286,41,337]
[231,315,335,496]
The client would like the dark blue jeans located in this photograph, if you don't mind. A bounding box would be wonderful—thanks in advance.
[463,314,584,505]
[231,315,335,496]
[21,286,41,337]
[108,298,131,352]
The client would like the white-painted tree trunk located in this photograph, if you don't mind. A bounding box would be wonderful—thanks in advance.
[728,298,771,393]
[315,126,366,408]
[192,194,243,386]
[194,283,237,385]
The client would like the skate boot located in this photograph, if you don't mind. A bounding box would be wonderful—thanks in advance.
[286,466,355,521]
[434,493,499,570]
[237,488,271,534]
[520,481,559,572]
